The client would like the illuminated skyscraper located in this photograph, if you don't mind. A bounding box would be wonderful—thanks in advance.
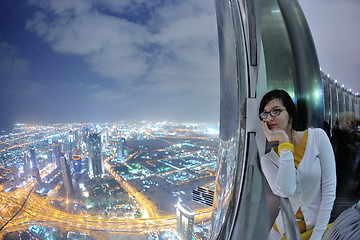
[88,133,104,177]
[22,152,31,180]
[60,154,75,199]
[82,127,90,151]
[52,141,62,168]
[121,137,128,157]
[29,148,41,184]
[72,155,82,174]
[176,200,194,240]
[12,164,20,186]
[102,128,109,143]
[47,139,54,165]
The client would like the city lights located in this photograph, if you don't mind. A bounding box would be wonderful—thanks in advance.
[0,121,218,239]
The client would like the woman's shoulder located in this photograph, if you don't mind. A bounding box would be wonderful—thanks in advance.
[307,127,328,138]
[306,128,332,148]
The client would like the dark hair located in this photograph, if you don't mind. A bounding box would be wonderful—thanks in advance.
[259,89,297,130]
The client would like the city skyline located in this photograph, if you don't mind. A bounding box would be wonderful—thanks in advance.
[0,120,217,239]
[1,0,359,132]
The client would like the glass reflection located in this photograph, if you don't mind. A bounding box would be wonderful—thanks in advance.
[210,0,247,238]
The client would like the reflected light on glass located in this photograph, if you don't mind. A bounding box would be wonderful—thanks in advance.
[313,89,321,100]
[271,9,281,13]
[207,128,219,135]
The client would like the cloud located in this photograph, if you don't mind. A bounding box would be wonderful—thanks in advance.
[0,42,47,97]
[88,84,101,90]
[0,42,30,79]
[25,0,219,97]
[27,0,92,16]
[92,89,126,101]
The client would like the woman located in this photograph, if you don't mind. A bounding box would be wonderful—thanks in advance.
[259,89,336,240]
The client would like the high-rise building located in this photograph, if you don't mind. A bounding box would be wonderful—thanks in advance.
[88,133,104,178]
[192,187,214,207]
[52,141,62,168]
[22,151,31,180]
[12,163,20,186]
[47,139,54,164]
[102,128,109,143]
[72,155,82,174]
[176,199,194,240]
[121,137,128,157]
[29,148,41,184]
[112,137,127,158]
[60,154,75,199]
[82,127,90,151]
[47,150,53,164]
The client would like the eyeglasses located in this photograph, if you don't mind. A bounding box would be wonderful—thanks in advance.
[259,108,286,121]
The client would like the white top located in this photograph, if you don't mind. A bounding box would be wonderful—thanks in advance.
[261,128,336,240]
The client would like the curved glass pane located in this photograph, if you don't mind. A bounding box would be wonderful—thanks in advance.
[210,0,247,238]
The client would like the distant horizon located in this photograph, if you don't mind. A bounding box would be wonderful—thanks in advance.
[1,119,220,133]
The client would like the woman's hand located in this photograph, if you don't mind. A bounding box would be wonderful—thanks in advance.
[261,121,289,143]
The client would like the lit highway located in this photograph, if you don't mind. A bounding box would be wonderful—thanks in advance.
[104,155,158,218]
[0,188,213,235]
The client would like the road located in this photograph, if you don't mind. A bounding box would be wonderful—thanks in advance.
[0,135,215,238]
[0,188,212,235]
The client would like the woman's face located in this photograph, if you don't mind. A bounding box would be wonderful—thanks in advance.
[262,98,292,132]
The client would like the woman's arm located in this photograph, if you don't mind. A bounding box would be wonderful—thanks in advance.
[261,150,297,198]
[260,121,297,197]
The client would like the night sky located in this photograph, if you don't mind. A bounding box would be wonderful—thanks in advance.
[0,0,359,131]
